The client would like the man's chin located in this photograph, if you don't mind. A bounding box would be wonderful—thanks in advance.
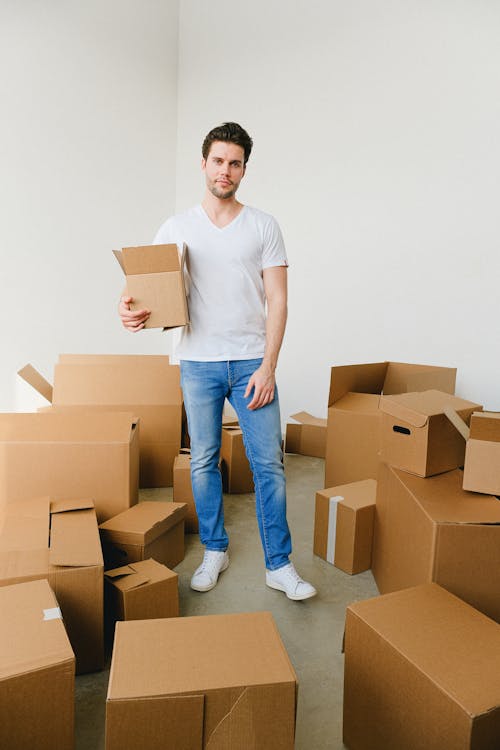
[210,185,237,200]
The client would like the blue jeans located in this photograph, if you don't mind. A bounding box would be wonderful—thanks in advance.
[180,358,292,570]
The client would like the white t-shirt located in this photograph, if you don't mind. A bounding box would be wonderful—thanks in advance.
[153,204,288,361]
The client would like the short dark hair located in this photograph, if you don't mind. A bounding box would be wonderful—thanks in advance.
[202,122,253,165]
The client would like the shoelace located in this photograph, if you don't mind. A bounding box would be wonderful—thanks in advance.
[282,564,303,583]
[200,552,224,575]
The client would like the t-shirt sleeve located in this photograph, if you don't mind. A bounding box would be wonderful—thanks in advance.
[152,216,174,245]
[262,215,289,268]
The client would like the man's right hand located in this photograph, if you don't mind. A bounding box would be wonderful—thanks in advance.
[118,296,150,332]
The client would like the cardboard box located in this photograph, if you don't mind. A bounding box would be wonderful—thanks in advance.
[0,411,138,523]
[325,361,457,488]
[285,411,327,458]
[221,424,254,494]
[173,449,198,533]
[372,463,500,623]
[380,389,481,477]
[105,558,178,629]
[106,611,297,750]
[99,501,187,570]
[0,579,75,750]
[344,583,500,750]
[314,479,376,574]
[19,354,183,488]
[0,496,104,673]
[447,409,500,495]
[113,243,189,330]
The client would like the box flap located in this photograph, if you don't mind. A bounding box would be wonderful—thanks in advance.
[379,395,429,428]
[112,249,126,273]
[99,501,187,545]
[328,363,388,406]
[444,406,471,441]
[105,565,150,591]
[121,244,181,275]
[383,362,456,396]
[470,412,500,443]
[289,411,327,427]
[51,498,95,514]
[381,391,480,427]
[332,392,381,413]
[17,364,53,403]
[0,411,136,443]
[49,502,103,567]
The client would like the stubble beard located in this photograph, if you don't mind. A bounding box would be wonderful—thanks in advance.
[208,180,239,200]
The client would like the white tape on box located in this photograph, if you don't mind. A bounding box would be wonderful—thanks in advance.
[326,495,344,564]
[43,607,62,621]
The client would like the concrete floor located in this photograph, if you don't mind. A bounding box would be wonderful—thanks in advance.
[75,454,379,749]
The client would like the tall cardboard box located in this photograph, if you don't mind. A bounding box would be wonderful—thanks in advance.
[285,411,327,458]
[344,584,500,750]
[0,578,75,750]
[106,611,297,750]
[380,390,481,477]
[221,424,254,494]
[0,411,139,523]
[325,361,456,488]
[372,463,500,623]
[173,449,198,532]
[0,496,104,673]
[314,479,376,574]
[113,243,189,330]
[99,501,187,570]
[19,353,182,488]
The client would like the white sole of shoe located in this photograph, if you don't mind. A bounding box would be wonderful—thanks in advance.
[190,556,229,592]
[266,576,317,601]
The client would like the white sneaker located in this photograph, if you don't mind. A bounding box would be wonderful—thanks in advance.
[266,562,317,601]
[190,549,229,592]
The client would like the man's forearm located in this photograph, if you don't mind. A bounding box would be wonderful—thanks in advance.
[262,297,287,373]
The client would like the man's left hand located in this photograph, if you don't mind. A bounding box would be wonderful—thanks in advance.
[244,365,275,410]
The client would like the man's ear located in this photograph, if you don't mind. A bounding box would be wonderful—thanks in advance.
[201,157,206,171]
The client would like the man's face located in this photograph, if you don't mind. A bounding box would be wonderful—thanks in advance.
[202,141,246,200]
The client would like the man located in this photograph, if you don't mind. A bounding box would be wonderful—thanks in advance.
[119,122,316,601]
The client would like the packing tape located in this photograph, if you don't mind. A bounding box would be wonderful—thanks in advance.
[43,607,62,621]
[326,496,344,564]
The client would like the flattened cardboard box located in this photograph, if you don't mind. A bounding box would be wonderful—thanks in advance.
[0,411,139,523]
[105,559,178,636]
[221,425,254,494]
[173,449,198,532]
[372,463,500,623]
[380,389,481,477]
[324,361,456,488]
[113,243,189,330]
[100,501,187,570]
[314,479,376,574]
[0,496,104,673]
[19,354,182,488]
[344,584,500,750]
[106,611,297,750]
[285,411,327,458]
[0,579,75,750]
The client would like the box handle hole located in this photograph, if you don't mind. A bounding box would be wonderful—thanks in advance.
[393,425,411,435]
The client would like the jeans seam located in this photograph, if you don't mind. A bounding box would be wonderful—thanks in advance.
[242,428,272,568]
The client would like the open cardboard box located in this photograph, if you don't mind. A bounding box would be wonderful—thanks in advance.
[446,408,500,495]
[285,411,327,458]
[221,424,254,494]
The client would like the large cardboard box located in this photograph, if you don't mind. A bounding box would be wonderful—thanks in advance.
[0,496,104,673]
[106,611,297,750]
[285,411,327,458]
[221,424,254,494]
[0,579,75,750]
[100,501,187,570]
[344,583,500,750]
[325,361,456,488]
[105,558,178,628]
[380,390,481,477]
[314,479,376,574]
[113,243,189,330]
[447,410,500,495]
[0,411,138,523]
[19,353,183,488]
[372,463,500,623]
[173,449,198,532]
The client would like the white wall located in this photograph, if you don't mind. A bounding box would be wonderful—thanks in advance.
[1,0,179,411]
[176,0,500,421]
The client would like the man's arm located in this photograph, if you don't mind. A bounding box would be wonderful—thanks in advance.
[244,265,287,410]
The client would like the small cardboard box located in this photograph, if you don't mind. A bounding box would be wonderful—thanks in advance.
[380,389,481,477]
[324,361,456,488]
[285,411,327,458]
[113,243,189,330]
[0,411,138,523]
[173,449,198,533]
[447,410,500,495]
[19,354,182,488]
[99,501,187,570]
[106,611,297,750]
[344,583,500,750]
[105,558,178,630]
[0,579,75,750]
[314,479,376,574]
[221,424,254,494]
[372,463,500,623]
[0,496,104,674]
